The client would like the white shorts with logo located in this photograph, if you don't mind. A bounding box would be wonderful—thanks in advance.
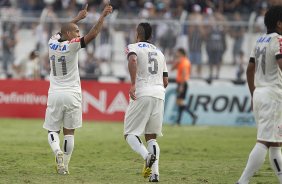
[124,96,164,136]
[43,92,82,131]
[253,88,282,142]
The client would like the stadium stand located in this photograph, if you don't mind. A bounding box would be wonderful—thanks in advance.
[0,0,281,82]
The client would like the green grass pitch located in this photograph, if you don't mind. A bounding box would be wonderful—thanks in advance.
[0,118,278,184]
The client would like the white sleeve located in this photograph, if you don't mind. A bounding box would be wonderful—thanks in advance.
[125,44,137,59]
[250,45,256,59]
[163,56,168,77]
[272,36,282,60]
[163,57,168,73]
[68,37,86,52]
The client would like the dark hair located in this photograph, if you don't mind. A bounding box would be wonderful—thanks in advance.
[264,5,282,33]
[137,22,152,41]
[177,48,186,56]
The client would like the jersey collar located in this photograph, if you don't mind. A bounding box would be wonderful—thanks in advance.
[139,40,150,43]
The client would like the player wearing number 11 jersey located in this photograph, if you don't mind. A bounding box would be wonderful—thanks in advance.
[43,4,112,175]
[124,22,168,182]
[237,6,282,184]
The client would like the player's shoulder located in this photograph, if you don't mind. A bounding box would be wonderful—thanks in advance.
[127,43,138,49]
[125,43,137,55]
[273,33,282,43]
[68,37,81,44]
[266,33,282,48]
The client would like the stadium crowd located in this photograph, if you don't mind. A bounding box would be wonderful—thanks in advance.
[0,0,281,80]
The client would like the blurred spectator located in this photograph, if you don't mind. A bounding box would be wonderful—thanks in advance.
[19,0,44,12]
[38,5,59,39]
[0,0,277,81]
[81,52,101,79]
[223,0,241,13]
[205,16,226,79]
[230,12,245,65]
[235,50,245,82]
[254,2,268,33]
[171,0,186,19]
[188,4,205,78]
[2,22,18,78]
[12,50,40,79]
[41,54,51,79]
[205,0,224,13]
[156,6,177,60]
[239,0,258,14]
[139,1,156,18]
[269,0,282,6]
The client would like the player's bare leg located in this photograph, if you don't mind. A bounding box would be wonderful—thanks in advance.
[146,134,159,182]
[47,130,66,174]
[63,128,75,174]
[237,141,282,184]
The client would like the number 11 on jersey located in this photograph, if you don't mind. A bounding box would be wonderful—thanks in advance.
[50,55,67,76]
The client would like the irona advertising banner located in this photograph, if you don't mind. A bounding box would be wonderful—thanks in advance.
[164,81,255,126]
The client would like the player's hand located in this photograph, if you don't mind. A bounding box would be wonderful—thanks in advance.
[129,85,136,100]
[77,4,88,20]
[101,4,113,17]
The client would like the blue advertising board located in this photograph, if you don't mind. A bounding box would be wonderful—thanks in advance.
[164,81,255,126]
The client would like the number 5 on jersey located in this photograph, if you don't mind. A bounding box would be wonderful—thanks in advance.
[148,52,158,74]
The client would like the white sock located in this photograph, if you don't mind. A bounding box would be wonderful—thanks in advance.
[269,147,282,183]
[238,142,268,184]
[48,132,61,155]
[63,135,74,171]
[126,134,149,160]
[147,139,160,175]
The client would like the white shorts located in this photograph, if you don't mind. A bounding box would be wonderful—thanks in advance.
[253,88,282,142]
[43,92,82,131]
[124,96,164,136]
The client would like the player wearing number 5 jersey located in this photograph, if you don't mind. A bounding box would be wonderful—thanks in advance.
[43,4,112,175]
[237,6,282,184]
[124,23,168,182]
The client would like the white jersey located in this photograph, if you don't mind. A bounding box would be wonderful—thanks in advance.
[251,33,282,94]
[48,34,85,94]
[126,42,168,100]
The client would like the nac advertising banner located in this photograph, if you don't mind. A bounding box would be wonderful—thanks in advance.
[164,81,255,126]
[0,80,130,121]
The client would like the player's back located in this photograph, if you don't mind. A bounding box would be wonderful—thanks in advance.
[253,33,282,93]
[48,34,84,94]
[127,42,167,100]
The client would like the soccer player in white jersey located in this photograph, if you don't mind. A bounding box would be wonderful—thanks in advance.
[237,6,282,184]
[124,22,168,182]
[43,4,112,175]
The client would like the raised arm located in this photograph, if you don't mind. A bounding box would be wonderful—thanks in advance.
[70,4,89,24]
[84,5,113,45]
